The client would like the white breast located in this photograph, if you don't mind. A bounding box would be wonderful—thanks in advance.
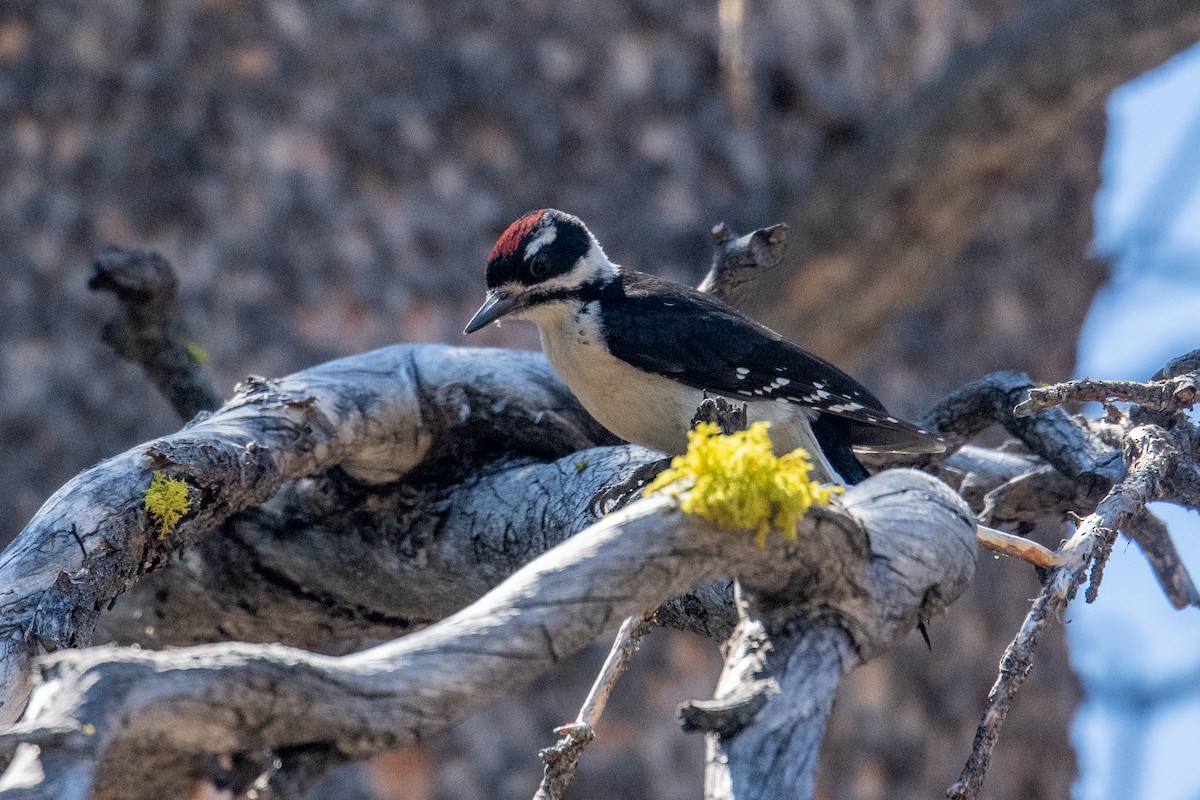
[526,300,841,482]
[532,300,700,454]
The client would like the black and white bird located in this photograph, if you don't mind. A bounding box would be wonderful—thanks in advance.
[464,209,944,485]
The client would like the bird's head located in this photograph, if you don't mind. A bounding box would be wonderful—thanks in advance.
[464,209,616,334]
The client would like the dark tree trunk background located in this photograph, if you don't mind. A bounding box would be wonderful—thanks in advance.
[2,0,1187,797]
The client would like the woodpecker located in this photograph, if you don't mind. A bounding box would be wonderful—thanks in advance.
[464,209,945,485]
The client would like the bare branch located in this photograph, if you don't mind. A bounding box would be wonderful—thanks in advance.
[534,614,653,800]
[977,465,1108,529]
[1123,509,1200,610]
[975,525,1063,569]
[97,443,671,651]
[88,248,223,420]
[948,425,1188,799]
[915,371,1122,483]
[0,345,611,724]
[0,471,976,800]
[1015,375,1198,416]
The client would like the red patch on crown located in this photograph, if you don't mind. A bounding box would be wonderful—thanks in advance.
[489,211,545,262]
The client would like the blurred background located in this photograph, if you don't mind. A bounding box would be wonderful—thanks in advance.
[1,1,1198,798]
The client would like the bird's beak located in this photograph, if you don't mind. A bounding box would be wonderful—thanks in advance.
[464,290,523,334]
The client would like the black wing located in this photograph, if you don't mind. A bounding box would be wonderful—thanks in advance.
[598,272,944,454]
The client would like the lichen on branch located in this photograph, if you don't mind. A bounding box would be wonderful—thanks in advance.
[644,421,841,546]
[143,472,192,538]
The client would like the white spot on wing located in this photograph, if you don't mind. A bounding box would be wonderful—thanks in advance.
[776,377,790,386]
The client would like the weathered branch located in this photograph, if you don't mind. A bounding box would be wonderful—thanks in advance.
[704,472,976,800]
[0,345,613,724]
[535,614,653,800]
[1123,508,1200,610]
[87,248,223,420]
[97,443,679,650]
[698,223,789,308]
[0,470,977,800]
[974,526,1062,569]
[948,424,1191,799]
[977,465,1108,530]
[1015,375,1198,416]
[765,0,1200,362]
[915,371,1122,483]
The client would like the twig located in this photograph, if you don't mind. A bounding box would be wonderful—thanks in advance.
[534,613,653,800]
[1124,508,1200,610]
[947,425,1179,799]
[697,223,789,308]
[915,371,1123,481]
[1084,524,1120,603]
[1015,376,1198,416]
[974,525,1063,569]
[977,465,1107,529]
[88,248,223,420]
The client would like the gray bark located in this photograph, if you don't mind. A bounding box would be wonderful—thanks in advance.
[0,345,612,724]
[702,473,976,800]
[0,472,977,800]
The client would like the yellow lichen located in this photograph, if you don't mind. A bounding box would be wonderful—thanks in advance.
[143,472,192,538]
[643,422,841,546]
[185,341,209,364]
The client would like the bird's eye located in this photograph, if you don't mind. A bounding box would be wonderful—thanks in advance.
[529,253,550,278]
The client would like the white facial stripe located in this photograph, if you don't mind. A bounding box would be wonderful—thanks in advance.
[524,226,557,260]
[523,242,618,296]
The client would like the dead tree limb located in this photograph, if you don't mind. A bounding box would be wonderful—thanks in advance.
[948,424,1198,799]
[88,248,223,420]
[1015,375,1198,416]
[0,470,977,800]
[694,472,975,800]
[0,345,612,724]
